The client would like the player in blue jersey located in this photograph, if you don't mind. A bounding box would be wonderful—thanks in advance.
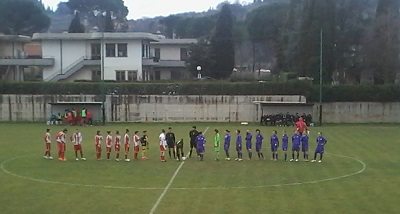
[270,130,279,161]
[282,131,289,161]
[255,129,264,160]
[301,132,310,161]
[290,131,301,162]
[235,130,243,161]
[245,130,253,160]
[196,132,206,161]
[312,132,328,163]
[224,130,231,161]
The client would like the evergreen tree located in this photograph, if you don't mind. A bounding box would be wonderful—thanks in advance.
[104,11,115,32]
[296,0,336,83]
[210,4,235,79]
[68,11,85,33]
[364,0,400,84]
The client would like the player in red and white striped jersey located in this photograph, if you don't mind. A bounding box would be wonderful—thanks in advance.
[133,131,140,160]
[95,131,103,160]
[72,129,86,161]
[123,129,131,162]
[43,128,53,160]
[114,130,121,161]
[106,131,113,160]
[56,129,68,161]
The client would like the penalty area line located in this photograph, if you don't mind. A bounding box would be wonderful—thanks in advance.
[149,126,209,214]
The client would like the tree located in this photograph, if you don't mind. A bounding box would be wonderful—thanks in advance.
[0,0,50,35]
[364,0,400,84]
[295,0,337,83]
[66,0,128,18]
[66,0,128,32]
[246,3,289,73]
[210,4,235,79]
[104,11,115,32]
[187,40,216,78]
[68,12,85,33]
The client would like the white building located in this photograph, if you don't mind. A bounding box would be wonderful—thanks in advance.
[0,35,53,81]
[147,39,197,80]
[28,32,197,82]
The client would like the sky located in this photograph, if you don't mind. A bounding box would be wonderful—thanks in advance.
[42,0,254,20]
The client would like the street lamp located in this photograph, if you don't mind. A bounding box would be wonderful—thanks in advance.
[197,65,202,79]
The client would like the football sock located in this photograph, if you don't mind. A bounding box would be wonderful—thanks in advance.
[320,153,323,160]
[249,152,252,159]
[107,153,110,159]
[292,153,295,159]
[116,153,119,159]
[284,153,287,160]
[296,152,299,159]
[169,150,171,158]
[257,153,260,158]
[314,153,317,160]
[260,153,264,158]
[173,151,176,159]
[276,153,278,160]
[189,149,193,157]
[226,151,230,158]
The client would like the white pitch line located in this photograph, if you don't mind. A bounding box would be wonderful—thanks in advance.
[0,151,366,191]
[148,126,210,214]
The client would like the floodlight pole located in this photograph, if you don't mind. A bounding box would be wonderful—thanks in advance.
[319,28,323,126]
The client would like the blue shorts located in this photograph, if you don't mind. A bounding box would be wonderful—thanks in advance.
[197,146,205,153]
[246,143,252,150]
[256,145,262,152]
[271,146,278,152]
[282,147,288,151]
[302,145,309,152]
[315,148,324,154]
[292,146,300,151]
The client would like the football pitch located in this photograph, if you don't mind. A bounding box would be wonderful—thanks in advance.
[0,122,399,214]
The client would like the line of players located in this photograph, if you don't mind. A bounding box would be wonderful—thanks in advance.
[187,126,328,163]
[43,126,328,163]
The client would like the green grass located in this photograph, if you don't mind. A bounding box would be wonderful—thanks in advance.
[0,123,399,214]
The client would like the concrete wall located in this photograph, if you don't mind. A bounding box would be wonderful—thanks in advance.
[314,102,400,123]
[1,94,399,123]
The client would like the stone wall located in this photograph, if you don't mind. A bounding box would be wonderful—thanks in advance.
[1,94,399,123]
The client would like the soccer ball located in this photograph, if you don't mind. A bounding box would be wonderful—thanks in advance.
[182,157,186,161]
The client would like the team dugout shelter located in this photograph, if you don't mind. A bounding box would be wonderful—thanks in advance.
[49,102,104,125]
[253,97,314,125]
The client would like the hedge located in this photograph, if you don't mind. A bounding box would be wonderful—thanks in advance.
[0,81,399,102]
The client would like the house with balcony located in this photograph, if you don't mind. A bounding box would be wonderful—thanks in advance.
[28,33,197,82]
[145,39,197,80]
[0,35,54,81]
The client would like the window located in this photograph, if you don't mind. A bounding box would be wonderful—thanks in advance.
[91,70,101,81]
[106,43,128,58]
[117,43,127,57]
[116,70,126,81]
[154,48,160,60]
[180,48,188,61]
[127,70,138,81]
[91,43,101,60]
[142,44,145,58]
[106,43,116,57]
